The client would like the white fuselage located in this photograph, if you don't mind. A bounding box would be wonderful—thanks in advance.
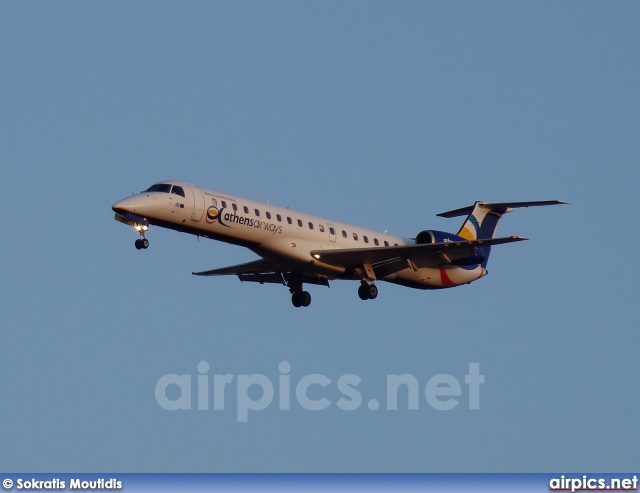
[112,181,486,289]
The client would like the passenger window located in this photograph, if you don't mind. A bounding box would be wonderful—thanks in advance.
[243,206,249,214]
[297,219,303,227]
[255,209,260,217]
[394,243,399,246]
[384,241,389,247]
[308,222,314,230]
[329,227,335,235]
[232,203,238,212]
[210,198,218,207]
[342,230,347,238]
[221,201,227,208]
[353,233,358,241]
[276,214,282,222]
[319,224,325,233]
[171,186,186,197]
[287,217,292,225]
[266,212,271,219]
[374,238,379,246]
[363,236,369,243]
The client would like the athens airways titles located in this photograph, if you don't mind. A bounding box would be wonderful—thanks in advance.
[206,206,283,235]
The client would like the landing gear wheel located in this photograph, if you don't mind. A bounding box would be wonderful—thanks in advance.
[291,291,311,308]
[300,291,311,307]
[141,238,149,249]
[135,239,143,250]
[291,292,302,307]
[368,284,378,300]
[358,283,378,300]
[358,284,369,300]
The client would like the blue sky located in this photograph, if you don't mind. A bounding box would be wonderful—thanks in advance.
[1,1,638,472]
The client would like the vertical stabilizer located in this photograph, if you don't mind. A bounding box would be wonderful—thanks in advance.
[438,200,567,240]
[437,200,568,266]
[454,202,508,241]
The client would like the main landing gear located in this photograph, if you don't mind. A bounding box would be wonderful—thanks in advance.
[288,279,378,307]
[291,290,312,308]
[358,282,378,301]
[288,274,311,308]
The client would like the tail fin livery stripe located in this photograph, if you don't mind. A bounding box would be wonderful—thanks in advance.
[476,211,502,240]
[455,203,505,241]
[457,214,479,240]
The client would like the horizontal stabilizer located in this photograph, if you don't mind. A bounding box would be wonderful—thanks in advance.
[437,200,568,218]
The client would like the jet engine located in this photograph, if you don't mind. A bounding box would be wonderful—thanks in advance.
[414,230,487,266]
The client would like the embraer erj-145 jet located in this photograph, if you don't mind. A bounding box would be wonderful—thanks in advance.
[112,181,565,307]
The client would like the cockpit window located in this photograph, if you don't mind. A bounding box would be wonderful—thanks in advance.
[171,185,185,197]
[144,183,172,193]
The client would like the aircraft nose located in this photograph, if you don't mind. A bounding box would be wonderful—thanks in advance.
[112,195,152,215]
[112,200,126,215]
[112,197,132,215]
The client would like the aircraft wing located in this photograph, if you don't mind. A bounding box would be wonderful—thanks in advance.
[310,236,527,272]
[192,259,329,287]
[193,259,280,277]
[192,259,287,285]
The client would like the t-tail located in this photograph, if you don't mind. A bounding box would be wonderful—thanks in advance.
[438,200,568,268]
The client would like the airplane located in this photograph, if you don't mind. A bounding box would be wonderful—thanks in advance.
[112,181,566,307]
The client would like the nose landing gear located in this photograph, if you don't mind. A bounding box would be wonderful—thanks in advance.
[135,238,149,250]
[134,224,149,250]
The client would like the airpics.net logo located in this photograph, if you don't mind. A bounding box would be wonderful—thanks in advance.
[155,362,484,422]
